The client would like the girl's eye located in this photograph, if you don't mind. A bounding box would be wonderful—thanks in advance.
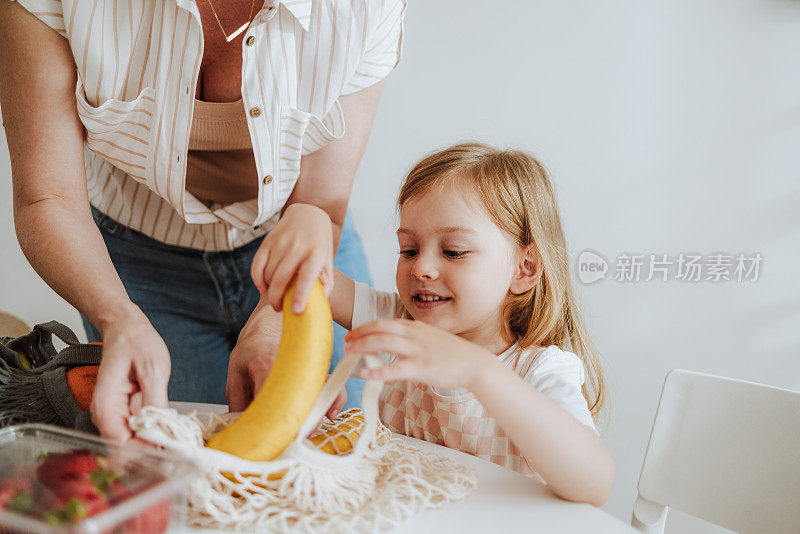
[399,249,417,258]
[443,250,469,258]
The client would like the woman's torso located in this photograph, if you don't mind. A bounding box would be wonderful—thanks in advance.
[18,0,405,250]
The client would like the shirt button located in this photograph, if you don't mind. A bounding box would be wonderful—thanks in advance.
[249,107,262,117]
[246,36,255,46]
[263,175,273,185]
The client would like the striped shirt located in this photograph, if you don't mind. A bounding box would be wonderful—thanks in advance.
[16,0,406,250]
[351,281,598,478]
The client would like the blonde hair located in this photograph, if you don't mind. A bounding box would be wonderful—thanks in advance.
[398,143,606,418]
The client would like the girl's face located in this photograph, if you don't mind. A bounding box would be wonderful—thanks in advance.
[396,182,520,352]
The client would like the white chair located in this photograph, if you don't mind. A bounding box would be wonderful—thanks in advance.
[631,369,800,534]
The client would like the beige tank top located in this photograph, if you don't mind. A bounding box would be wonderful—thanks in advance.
[186,99,259,204]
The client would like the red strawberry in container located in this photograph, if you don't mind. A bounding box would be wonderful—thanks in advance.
[37,449,99,478]
[0,465,33,510]
[0,427,191,533]
[36,450,104,507]
[34,449,122,527]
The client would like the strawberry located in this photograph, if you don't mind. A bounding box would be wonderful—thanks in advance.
[3,449,170,532]
[0,467,32,508]
[36,450,100,485]
[40,492,110,526]
[51,477,103,503]
[88,465,121,497]
[36,450,123,503]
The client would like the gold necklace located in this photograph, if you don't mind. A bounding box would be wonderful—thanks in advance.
[206,0,258,43]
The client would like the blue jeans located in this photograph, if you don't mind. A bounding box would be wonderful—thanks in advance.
[83,206,371,408]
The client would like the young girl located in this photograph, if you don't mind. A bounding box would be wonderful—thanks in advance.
[257,142,614,504]
[329,143,615,506]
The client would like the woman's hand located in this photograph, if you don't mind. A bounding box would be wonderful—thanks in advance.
[91,306,170,441]
[250,203,334,314]
[226,299,346,417]
[344,319,495,390]
[226,301,283,412]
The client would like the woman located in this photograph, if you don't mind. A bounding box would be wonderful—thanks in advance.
[0,0,405,440]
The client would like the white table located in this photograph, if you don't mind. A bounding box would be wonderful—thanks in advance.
[169,402,635,533]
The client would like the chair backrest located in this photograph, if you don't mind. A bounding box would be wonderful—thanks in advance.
[631,369,800,534]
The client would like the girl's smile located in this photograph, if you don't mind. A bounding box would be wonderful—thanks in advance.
[412,289,452,309]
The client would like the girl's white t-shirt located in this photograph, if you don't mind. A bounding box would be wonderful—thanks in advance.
[351,281,598,478]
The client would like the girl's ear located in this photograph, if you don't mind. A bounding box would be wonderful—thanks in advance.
[509,244,540,295]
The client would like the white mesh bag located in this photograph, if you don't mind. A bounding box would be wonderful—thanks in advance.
[129,352,477,532]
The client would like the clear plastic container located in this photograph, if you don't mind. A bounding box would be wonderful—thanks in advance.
[0,424,195,533]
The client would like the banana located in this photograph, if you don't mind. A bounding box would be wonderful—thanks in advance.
[206,279,332,461]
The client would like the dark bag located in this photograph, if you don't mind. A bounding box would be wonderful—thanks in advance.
[0,321,101,433]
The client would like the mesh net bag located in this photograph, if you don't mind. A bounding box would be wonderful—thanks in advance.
[129,353,477,532]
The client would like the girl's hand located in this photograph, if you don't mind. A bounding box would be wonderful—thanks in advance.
[250,203,334,314]
[344,319,495,390]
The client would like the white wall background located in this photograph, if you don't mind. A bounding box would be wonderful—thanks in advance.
[2,1,799,532]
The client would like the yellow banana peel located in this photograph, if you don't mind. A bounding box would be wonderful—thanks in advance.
[206,279,332,461]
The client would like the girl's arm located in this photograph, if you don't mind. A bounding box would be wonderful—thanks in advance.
[330,269,356,330]
[345,319,615,506]
[468,357,615,506]
[0,1,170,440]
